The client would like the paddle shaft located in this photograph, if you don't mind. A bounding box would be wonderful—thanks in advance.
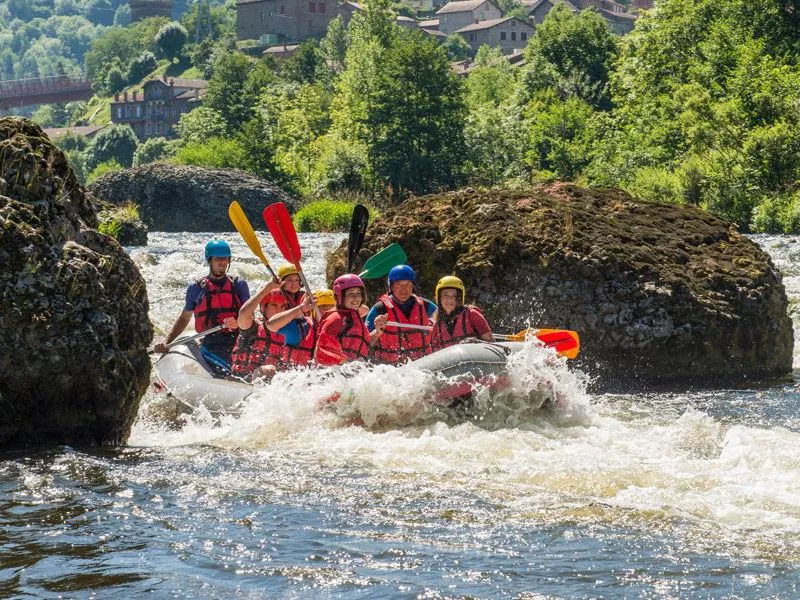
[151,325,224,354]
[386,321,547,342]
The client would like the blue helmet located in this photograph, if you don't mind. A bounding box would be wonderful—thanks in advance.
[388,264,416,286]
[205,239,231,261]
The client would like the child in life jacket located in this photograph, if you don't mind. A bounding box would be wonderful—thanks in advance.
[429,275,494,352]
[313,275,388,366]
[266,288,337,368]
[230,280,288,380]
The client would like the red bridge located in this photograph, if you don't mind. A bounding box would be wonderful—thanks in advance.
[0,74,93,110]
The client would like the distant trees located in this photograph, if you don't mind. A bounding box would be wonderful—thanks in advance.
[155,21,188,63]
[85,124,138,171]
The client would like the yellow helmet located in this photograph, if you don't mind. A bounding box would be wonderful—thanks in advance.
[313,288,336,307]
[435,275,465,304]
[277,263,299,279]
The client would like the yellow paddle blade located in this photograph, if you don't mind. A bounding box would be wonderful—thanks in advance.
[228,201,270,268]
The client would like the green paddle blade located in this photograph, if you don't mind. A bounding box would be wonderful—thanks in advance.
[359,243,407,279]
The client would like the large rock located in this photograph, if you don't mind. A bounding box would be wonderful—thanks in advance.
[0,117,152,449]
[331,185,793,390]
[88,163,296,231]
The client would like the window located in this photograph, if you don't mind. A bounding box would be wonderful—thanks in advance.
[280,4,285,13]
[309,2,315,12]
[500,31,506,40]
[511,20,515,27]
[521,32,527,41]
[136,105,141,117]
[479,11,484,19]
[261,11,264,21]
[320,2,326,12]
[511,31,516,40]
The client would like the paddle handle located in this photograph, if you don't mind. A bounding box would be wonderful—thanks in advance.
[297,270,322,320]
[151,325,224,354]
[386,321,432,332]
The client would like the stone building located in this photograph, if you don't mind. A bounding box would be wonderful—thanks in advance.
[455,16,534,53]
[436,0,503,35]
[236,0,341,42]
[130,0,173,22]
[110,77,207,141]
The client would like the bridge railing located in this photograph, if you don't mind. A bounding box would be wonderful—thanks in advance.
[0,74,92,98]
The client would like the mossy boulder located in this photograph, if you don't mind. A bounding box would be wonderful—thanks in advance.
[88,163,296,231]
[330,185,793,391]
[0,117,152,449]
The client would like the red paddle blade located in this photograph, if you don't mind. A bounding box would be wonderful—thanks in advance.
[262,202,302,267]
[534,329,580,359]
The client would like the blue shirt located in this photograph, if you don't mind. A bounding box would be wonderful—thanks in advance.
[366,294,437,331]
[278,318,310,346]
[184,276,250,311]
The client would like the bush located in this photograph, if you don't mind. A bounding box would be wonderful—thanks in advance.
[293,199,376,232]
[751,192,800,234]
[133,136,176,165]
[127,50,157,84]
[64,148,87,183]
[85,123,138,170]
[170,137,248,170]
[87,158,123,184]
[98,201,141,239]
[105,65,126,94]
[625,166,683,204]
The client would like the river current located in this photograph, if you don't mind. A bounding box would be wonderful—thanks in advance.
[1,232,799,598]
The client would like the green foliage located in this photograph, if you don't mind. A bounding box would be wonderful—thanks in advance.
[203,52,259,131]
[442,34,472,61]
[281,39,324,84]
[175,106,228,143]
[87,158,123,184]
[64,148,87,184]
[752,192,800,234]
[127,50,157,84]
[320,15,348,70]
[293,200,361,232]
[133,136,176,165]
[523,4,618,109]
[52,130,89,152]
[309,133,370,195]
[105,65,126,93]
[98,202,140,240]
[368,31,466,199]
[526,92,594,180]
[85,123,138,170]
[171,136,249,170]
[155,21,188,62]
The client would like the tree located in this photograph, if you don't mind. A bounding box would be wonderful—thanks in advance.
[281,40,323,84]
[52,130,89,152]
[105,65,126,94]
[155,21,188,62]
[320,15,349,72]
[127,50,157,84]
[86,124,138,171]
[203,52,255,131]
[523,4,618,109]
[368,32,466,199]
[133,137,176,165]
[175,106,228,143]
[442,34,472,61]
[113,3,130,27]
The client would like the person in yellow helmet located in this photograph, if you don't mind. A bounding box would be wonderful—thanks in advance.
[265,288,335,368]
[277,263,304,307]
[429,275,493,352]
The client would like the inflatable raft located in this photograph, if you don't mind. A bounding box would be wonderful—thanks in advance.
[152,337,528,417]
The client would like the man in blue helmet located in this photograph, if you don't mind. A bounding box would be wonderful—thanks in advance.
[366,264,436,364]
[154,239,250,374]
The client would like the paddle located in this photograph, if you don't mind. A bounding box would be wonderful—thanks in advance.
[385,322,580,359]
[149,325,223,354]
[359,243,408,279]
[347,204,369,273]
[262,202,321,319]
[228,201,279,282]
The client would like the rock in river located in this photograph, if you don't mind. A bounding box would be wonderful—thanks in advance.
[331,185,793,391]
[0,117,152,449]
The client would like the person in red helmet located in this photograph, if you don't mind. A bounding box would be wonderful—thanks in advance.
[230,280,287,381]
[154,239,249,376]
[314,274,388,366]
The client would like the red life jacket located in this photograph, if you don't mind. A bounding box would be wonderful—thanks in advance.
[281,316,317,366]
[372,294,431,363]
[284,290,305,308]
[230,322,285,376]
[315,309,370,363]
[430,306,484,352]
[193,275,242,333]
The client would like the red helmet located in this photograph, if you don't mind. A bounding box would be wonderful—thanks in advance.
[333,274,366,306]
[260,289,288,314]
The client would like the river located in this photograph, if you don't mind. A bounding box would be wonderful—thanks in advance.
[1,232,798,598]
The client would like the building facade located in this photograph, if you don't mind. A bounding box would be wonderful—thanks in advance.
[236,0,341,42]
[110,77,207,141]
[130,0,173,22]
[455,17,534,53]
[435,0,503,35]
